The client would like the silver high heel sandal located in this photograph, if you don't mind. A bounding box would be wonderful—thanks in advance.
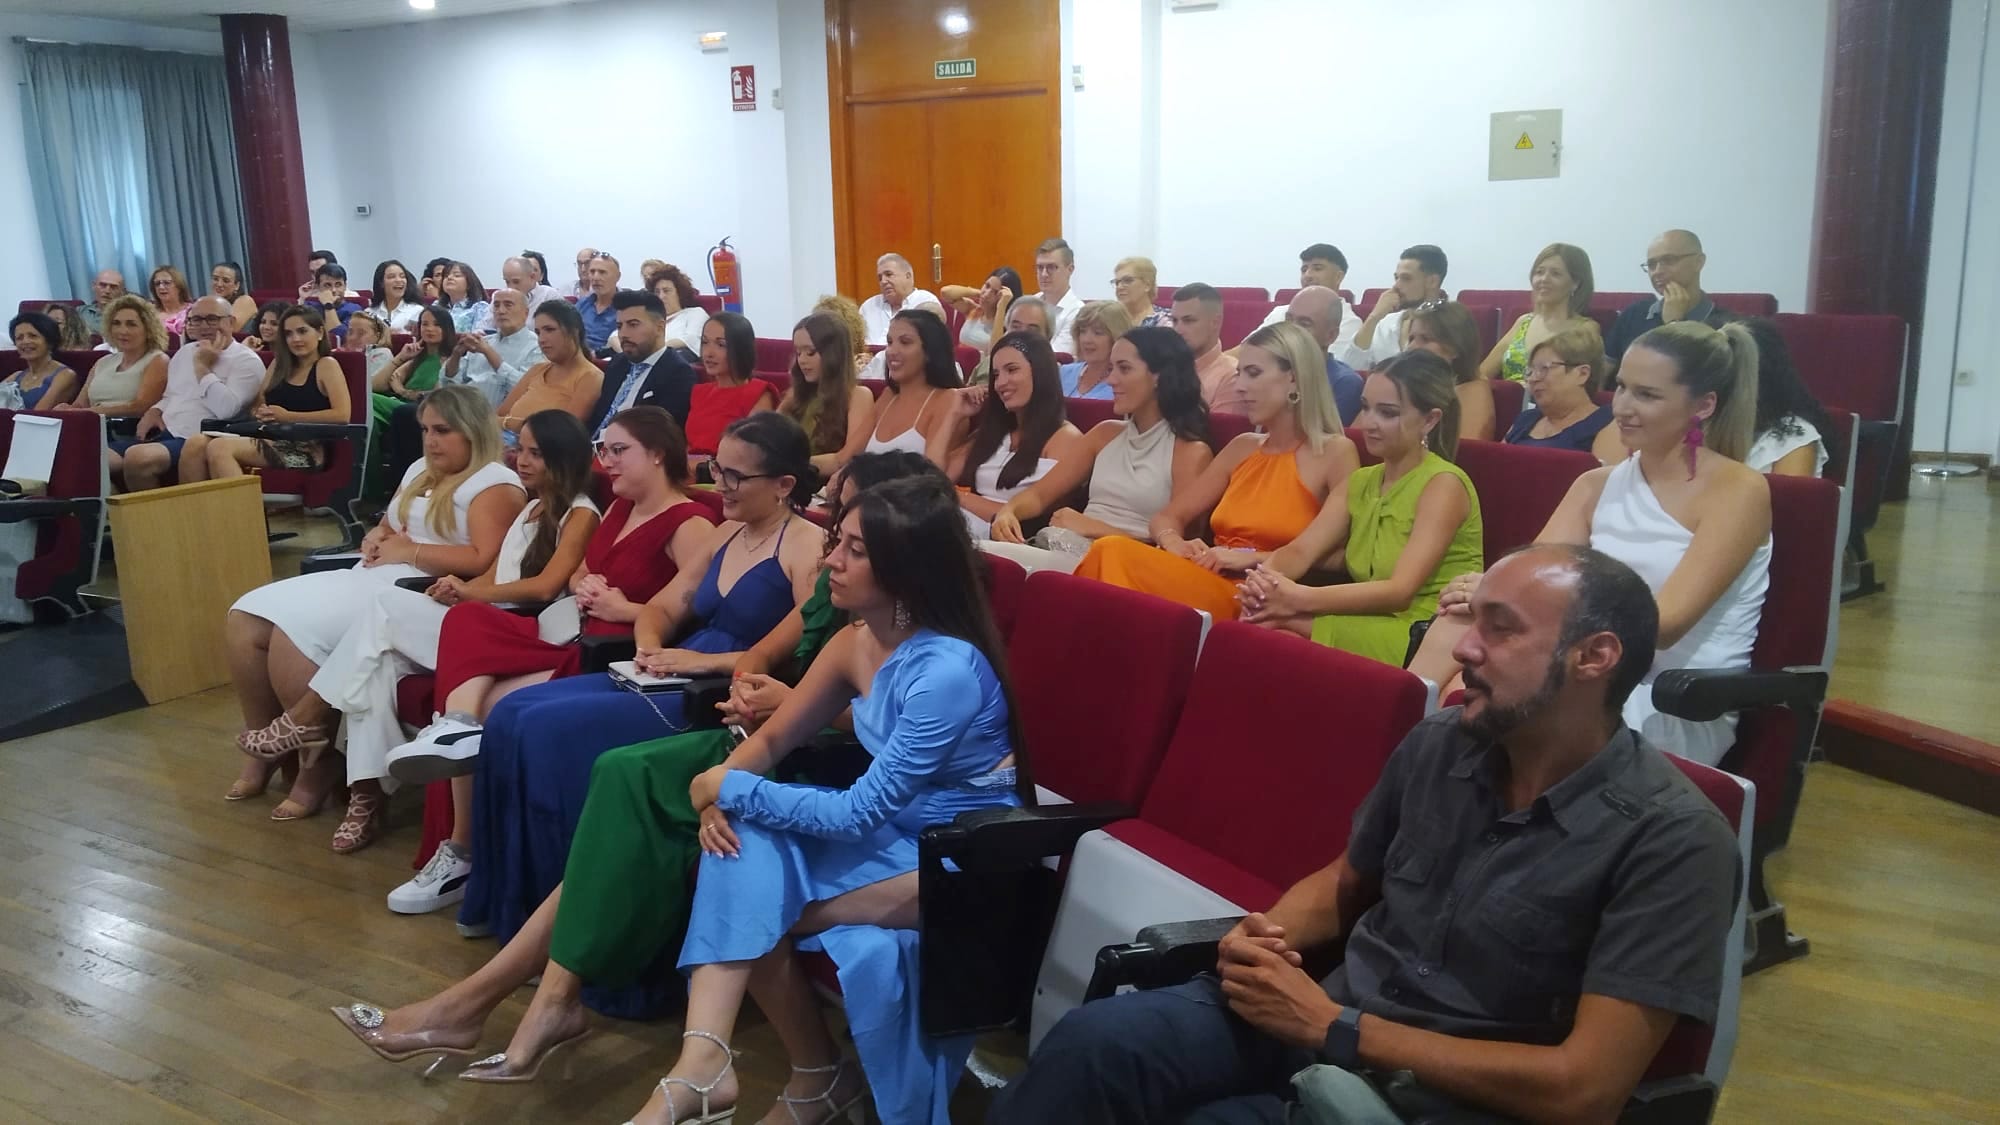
[621,1029,737,1124]
[777,1058,867,1124]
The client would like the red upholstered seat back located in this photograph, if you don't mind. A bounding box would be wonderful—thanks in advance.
[1344,426,1379,468]
[1219,302,1273,350]
[1590,291,1653,313]
[1211,286,1270,302]
[0,348,103,381]
[1642,755,1745,1081]
[694,295,723,314]
[753,337,795,379]
[1489,378,1524,437]
[254,350,368,508]
[1771,313,1904,422]
[0,408,105,600]
[1723,474,1838,826]
[1064,396,1118,431]
[980,551,1027,642]
[1006,570,1204,806]
[1451,440,1598,566]
[1210,412,1256,445]
[688,489,727,523]
[1709,292,1778,317]
[1138,621,1427,895]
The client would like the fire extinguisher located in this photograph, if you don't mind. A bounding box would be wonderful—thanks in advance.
[708,238,743,314]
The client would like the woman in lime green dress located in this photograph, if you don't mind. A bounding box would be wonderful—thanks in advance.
[330,451,945,1065]
[365,305,454,498]
[1238,349,1483,666]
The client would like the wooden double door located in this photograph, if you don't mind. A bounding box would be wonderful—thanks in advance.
[827,0,1062,299]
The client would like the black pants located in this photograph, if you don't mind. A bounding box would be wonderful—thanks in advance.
[386,403,424,489]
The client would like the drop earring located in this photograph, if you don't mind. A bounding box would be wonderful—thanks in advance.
[1683,418,1705,479]
[893,600,911,631]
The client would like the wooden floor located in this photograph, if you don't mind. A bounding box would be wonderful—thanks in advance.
[1,484,1996,1123]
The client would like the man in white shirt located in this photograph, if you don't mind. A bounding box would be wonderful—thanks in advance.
[110,296,264,491]
[446,287,544,407]
[859,253,943,345]
[473,256,567,333]
[1248,242,1362,357]
[1031,237,1087,355]
[1341,244,1448,372]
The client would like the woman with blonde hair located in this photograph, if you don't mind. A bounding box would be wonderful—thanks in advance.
[223,383,525,840]
[779,311,874,476]
[1110,256,1171,328]
[1238,348,1484,665]
[1404,300,1495,441]
[61,294,167,418]
[1075,321,1358,619]
[1507,321,1614,451]
[1058,301,1136,400]
[813,294,873,376]
[1480,242,1596,383]
[149,265,194,336]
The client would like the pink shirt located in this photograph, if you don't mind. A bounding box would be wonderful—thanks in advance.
[1195,344,1246,416]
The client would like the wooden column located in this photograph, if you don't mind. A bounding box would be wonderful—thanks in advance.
[220,14,312,296]
[1809,0,1953,496]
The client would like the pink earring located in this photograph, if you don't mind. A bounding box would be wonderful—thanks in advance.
[1683,418,1705,479]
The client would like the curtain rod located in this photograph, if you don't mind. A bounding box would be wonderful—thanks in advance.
[11,35,222,56]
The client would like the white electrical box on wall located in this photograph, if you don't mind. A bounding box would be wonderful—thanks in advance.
[1489,110,1561,181]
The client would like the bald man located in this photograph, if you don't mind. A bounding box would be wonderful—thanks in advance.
[80,269,126,335]
[1605,229,1732,363]
[474,256,565,332]
[572,247,600,298]
[1286,287,1363,424]
[109,295,265,491]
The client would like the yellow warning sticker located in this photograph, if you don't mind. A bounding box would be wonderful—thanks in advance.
[1514,132,1534,150]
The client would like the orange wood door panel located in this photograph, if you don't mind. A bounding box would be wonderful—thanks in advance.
[845,100,934,300]
[839,0,1057,99]
[925,92,1060,290]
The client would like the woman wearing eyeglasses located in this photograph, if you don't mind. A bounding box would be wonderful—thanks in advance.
[1111,256,1173,328]
[387,413,822,943]
[1506,322,1614,452]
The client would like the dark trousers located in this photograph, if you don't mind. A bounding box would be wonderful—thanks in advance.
[386,403,424,487]
[988,977,1312,1124]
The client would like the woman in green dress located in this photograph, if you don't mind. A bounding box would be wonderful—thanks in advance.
[331,450,947,1073]
[1237,347,1483,666]
[367,304,457,497]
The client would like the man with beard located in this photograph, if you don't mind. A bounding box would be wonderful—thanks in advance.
[991,544,1740,1125]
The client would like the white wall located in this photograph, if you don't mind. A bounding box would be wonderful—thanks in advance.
[1916,0,2000,460]
[1067,0,1831,309]
[0,16,222,311]
[293,0,835,332]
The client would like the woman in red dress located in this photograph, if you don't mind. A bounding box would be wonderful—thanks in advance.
[684,311,778,467]
[386,405,717,915]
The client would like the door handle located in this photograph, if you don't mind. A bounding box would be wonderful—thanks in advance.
[932,244,942,286]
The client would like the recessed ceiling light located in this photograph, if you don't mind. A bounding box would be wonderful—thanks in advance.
[941,11,970,35]
[409,0,436,10]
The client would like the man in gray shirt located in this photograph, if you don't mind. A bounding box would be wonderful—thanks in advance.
[995,544,1741,1124]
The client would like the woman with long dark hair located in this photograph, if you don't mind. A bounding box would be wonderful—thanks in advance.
[927,330,1084,538]
[369,259,424,331]
[987,326,1216,572]
[441,262,491,332]
[1740,317,1835,476]
[778,311,875,476]
[208,260,258,331]
[863,307,961,456]
[685,311,780,461]
[185,305,350,481]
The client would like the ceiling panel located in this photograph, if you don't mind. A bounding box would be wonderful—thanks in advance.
[0,0,606,34]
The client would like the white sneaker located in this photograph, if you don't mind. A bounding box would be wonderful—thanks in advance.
[386,713,484,784]
[387,840,472,915]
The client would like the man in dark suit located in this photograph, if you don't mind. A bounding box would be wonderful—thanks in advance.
[589,290,697,438]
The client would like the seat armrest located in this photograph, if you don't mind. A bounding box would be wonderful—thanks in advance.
[1618,1073,1718,1124]
[579,633,636,672]
[1652,667,1829,722]
[1084,916,1245,1002]
[0,497,85,521]
[298,553,363,574]
[198,418,356,442]
[1405,616,1435,669]
[919,802,1134,873]
[394,576,431,592]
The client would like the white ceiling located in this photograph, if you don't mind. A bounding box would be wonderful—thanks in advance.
[0,0,599,34]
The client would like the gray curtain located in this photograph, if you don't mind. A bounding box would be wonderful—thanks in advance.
[18,39,248,300]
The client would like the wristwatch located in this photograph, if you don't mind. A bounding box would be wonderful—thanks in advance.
[1321,1005,1363,1068]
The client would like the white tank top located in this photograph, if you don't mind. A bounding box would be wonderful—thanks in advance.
[864,387,938,456]
[388,460,524,546]
[1589,456,1771,765]
[963,436,1058,539]
[493,496,602,583]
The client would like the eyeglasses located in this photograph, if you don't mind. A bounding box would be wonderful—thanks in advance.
[185,314,228,327]
[1640,252,1697,274]
[1525,361,1573,379]
[593,441,633,462]
[703,458,778,491]
[1110,276,1144,287]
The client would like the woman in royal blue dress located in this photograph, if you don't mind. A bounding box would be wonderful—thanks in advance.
[620,472,1030,1125]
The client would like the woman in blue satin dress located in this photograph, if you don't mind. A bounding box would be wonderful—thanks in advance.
[619,473,1031,1125]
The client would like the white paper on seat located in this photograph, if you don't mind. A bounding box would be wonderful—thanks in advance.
[3,414,61,484]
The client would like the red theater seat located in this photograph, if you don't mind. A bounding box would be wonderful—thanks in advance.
[752,336,794,378]
[1489,377,1524,436]
[231,350,372,549]
[693,295,723,314]
[0,408,108,614]
[1709,292,1779,317]
[1219,301,1273,350]
[1451,439,1599,565]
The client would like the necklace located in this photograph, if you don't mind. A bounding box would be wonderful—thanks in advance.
[737,512,791,555]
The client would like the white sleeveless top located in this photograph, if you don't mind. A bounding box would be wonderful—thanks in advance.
[493,495,602,584]
[864,388,938,456]
[1589,456,1771,766]
[388,460,524,545]
[963,437,1058,540]
[1081,418,1177,539]
[1745,415,1827,477]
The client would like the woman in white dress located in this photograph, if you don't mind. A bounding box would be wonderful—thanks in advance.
[926,331,1085,539]
[226,410,599,855]
[222,384,527,839]
[987,326,1215,572]
[1414,319,1773,766]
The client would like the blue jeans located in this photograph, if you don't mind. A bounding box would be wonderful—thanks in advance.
[988,977,1312,1124]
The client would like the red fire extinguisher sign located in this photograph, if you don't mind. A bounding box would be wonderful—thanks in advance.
[731,66,756,112]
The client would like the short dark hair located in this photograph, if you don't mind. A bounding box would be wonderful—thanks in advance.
[316,262,348,283]
[1172,282,1222,310]
[8,311,60,351]
[1401,244,1448,281]
[1300,243,1348,273]
[612,289,667,317]
[1506,543,1660,713]
[722,411,817,508]
[309,249,337,265]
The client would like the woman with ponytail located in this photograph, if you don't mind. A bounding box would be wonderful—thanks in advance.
[1415,319,1772,766]
[1237,348,1484,665]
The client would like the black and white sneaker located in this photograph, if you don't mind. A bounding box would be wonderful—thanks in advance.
[387,840,472,915]
[386,713,484,784]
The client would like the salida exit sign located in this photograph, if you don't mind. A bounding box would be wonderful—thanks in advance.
[934,58,975,79]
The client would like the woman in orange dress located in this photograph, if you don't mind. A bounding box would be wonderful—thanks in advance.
[1074,322,1359,619]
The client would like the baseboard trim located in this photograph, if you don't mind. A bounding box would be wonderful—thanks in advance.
[1909,450,1993,470]
[1821,699,2000,816]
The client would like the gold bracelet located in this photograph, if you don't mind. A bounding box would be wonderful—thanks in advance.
[415,545,424,570]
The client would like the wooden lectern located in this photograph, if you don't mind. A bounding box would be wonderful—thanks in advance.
[105,476,271,704]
